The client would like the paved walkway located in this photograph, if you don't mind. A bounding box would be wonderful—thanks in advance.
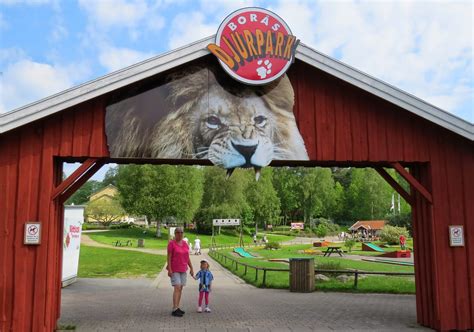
[60,249,429,331]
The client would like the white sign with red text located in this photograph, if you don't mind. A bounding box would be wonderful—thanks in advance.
[291,222,304,230]
[62,205,84,286]
[208,7,299,85]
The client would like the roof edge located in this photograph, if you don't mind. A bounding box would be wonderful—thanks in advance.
[0,35,215,134]
[1,36,472,141]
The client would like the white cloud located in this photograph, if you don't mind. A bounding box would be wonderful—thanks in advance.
[268,0,317,46]
[268,0,473,120]
[0,57,91,113]
[0,12,7,29]
[98,45,154,72]
[168,12,216,49]
[167,0,256,49]
[0,0,53,4]
[78,0,149,28]
[50,20,68,41]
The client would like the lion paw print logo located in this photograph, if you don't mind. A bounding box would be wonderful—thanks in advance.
[256,60,272,79]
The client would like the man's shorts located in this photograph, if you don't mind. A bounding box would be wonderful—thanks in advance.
[170,272,187,286]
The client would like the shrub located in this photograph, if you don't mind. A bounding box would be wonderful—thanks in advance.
[109,223,133,230]
[264,242,281,250]
[315,224,328,238]
[344,238,357,253]
[241,226,253,236]
[387,211,412,235]
[311,218,340,235]
[380,225,409,245]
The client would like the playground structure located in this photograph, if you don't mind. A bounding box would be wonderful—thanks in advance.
[313,241,331,247]
[362,242,385,252]
[380,250,412,258]
[234,247,257,258]
[362,242,412,258]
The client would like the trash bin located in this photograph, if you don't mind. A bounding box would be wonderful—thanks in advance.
[289,258,315,292]
[137,239,145,248]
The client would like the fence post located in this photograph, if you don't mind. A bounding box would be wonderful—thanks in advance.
[255,268,259,281]
[262,269,267,288]
[244,265,248,276]
[354,270,359,289]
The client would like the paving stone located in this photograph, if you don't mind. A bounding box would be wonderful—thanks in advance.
[59,251,430,331]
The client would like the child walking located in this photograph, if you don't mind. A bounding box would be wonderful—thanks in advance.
[193,259,214,313]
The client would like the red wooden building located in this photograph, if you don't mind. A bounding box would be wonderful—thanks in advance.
[0,36,473,331]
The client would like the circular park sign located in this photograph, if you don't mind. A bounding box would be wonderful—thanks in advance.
[207,7,299,85]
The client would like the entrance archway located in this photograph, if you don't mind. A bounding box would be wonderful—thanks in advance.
[0,39,472,331]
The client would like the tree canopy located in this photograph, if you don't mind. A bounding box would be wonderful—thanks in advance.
[75,164,411,233]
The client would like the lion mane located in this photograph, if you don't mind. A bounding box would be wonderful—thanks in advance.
[105,64,309,165]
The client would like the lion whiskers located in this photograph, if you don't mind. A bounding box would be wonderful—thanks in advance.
[187,148,209,158]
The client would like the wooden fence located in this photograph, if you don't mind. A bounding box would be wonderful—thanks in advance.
[208,246,415,289]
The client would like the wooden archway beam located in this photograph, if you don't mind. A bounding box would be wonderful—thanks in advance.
[51,158,105,202]
[375,167,413,205]
[391,162,433,204]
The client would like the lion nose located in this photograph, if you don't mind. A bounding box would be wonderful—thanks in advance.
[232,142,258,165]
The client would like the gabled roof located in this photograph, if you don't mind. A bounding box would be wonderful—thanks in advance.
[89,184,118,200]
[349,220,387,231]
[0,35,472,140]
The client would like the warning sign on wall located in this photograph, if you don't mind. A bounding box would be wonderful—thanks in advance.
[24,222,41,245]
[449,225,464,247]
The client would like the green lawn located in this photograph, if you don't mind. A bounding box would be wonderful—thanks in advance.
[78,245,166,278]
[209,245,415,293]
[88,227,294,249]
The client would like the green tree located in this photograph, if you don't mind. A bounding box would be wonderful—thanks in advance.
[196,167,251,233]
[246,168,280,231]
[344,168,393,221]
[65,180,101,205]
[272,167,300,225]
[298,167,338,222]
[331,167,352,189]
[116,165,203,237]
[101,166,118,188]
[85,197,125,226]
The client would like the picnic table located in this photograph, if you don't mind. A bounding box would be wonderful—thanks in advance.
[323,246,344,257]
[113,240,133,247]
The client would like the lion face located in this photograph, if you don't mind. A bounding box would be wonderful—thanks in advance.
[193,86,275,169]
[106,65,309,171]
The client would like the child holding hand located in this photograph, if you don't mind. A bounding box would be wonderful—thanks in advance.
[194,259,214,313]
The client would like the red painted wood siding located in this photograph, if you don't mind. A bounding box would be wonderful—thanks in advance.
[0,100,108,332]
[0,59,473,331]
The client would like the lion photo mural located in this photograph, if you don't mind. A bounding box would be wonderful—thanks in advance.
[105,63,309,176]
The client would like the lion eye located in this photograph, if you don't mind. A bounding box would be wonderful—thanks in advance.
[206,116,221,129]
[254,115,267,127]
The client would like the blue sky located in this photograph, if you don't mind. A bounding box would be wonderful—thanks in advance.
[1,0,472,179]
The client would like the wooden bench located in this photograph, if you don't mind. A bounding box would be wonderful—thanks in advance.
[323,246,344,257]
[113,240,133,247]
